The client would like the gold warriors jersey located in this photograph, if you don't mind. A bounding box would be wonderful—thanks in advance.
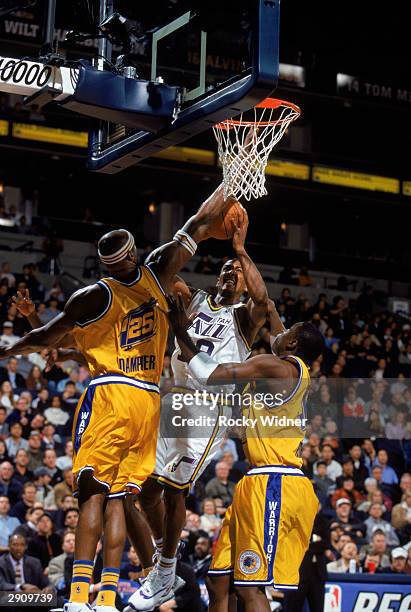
[72,265,168,384]
[242,355,310,468]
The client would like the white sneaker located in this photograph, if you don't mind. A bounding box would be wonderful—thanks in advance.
[125,566,174,611]
[94,607,120,612]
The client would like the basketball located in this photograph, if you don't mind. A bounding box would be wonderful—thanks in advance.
[207,200,247,240]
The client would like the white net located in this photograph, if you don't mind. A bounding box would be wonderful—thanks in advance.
[213,99,301,201]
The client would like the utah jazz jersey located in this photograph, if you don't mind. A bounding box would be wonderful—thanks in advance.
[242,355,310,468]
[172,289,250,392]
[72,265,168,384]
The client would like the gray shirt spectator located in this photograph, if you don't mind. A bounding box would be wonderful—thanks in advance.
[204,462,236,506]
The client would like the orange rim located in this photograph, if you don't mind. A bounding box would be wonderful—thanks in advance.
[214,98,301,129]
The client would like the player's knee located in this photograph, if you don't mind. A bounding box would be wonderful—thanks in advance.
[234,585,262,603]
[139,479,162,512]
[207,575,229,603]
[163,487,184,510]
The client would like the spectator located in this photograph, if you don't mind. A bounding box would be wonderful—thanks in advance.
[34,467,56,510]
[0,461,21,504]
[0,262,15,288]
[313,460,335,498]
[204,462,236,506]
[14,506,44,543]
[57,369,85,396]
[189,535,212,581]
[5,422,29,459]
[0,381,18,413]
[0,495,20,552]
[399,473,411,495]
[342,385,365,418]
[327,542,359,573]
[333,499,365,540]
[25,366,47,393]
[360,530,391,569]
[391,489,411,543]
[199,499,222,538]
[42,449,62,485]
[53,495,77,530]
[41,424,62,452]
[56,441,73,472]
[364,504,400,545]
[373,449,399,486]
[26,432,43,472]
[0,440,8,462]
[335,457,357,488]
[313,445,343,482]
[120,545,142,580]
[13,449,33,486]
[377,547,408,574]
[48,531,75,588]
[27,513,62,568]
[44,396,70,430]
[0,406,9,439]
[31,388,49,414]
[9,482,37,522]
[43,297,61,323]
[63,508,79,533]
[0,357,26,390]
[0,533,50,592]
[331,477,363,508]
[0,322,20,348]
[53,468,73,508]
[385,408,410,440]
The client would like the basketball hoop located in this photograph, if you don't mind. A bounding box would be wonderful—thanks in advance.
[213,98,301,201]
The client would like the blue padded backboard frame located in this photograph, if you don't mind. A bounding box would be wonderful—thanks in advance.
[88,0,280,174]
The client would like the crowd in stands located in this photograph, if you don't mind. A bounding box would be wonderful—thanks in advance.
[0,257,410,609]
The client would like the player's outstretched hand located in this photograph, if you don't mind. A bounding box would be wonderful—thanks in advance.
[12,288,35,317]
[232,207,249,252]
[167,292,191,332]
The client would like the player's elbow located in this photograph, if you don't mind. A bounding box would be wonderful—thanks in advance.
[253,292,270,311]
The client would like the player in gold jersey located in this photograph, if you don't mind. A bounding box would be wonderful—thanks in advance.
[168,296,324,612]
[0,184,233,612]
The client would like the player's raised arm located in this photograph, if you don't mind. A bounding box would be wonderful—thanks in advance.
[0,284,107,358]
[12,289,43,329]
[231,209,269,333]
[13,289,85,365]
[146,184,234,292]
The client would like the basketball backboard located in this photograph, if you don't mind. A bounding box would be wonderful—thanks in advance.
[87,0,281,173]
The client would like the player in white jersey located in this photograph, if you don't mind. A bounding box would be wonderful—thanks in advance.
[128,210,269,611]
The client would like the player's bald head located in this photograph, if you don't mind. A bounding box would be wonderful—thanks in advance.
[98,229,137,268]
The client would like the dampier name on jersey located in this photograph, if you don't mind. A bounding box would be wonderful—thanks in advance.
[117,355,156,374]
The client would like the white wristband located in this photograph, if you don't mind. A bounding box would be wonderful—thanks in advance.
[173,230,197,256]
[188,351,219,383]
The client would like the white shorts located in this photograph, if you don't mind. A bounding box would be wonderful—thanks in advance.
[152,391,232,490]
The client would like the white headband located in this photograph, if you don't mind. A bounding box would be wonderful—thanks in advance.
[98,231,135,265]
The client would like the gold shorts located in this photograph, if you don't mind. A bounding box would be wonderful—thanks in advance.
[72,374,160,498]
[209,466,318,589]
